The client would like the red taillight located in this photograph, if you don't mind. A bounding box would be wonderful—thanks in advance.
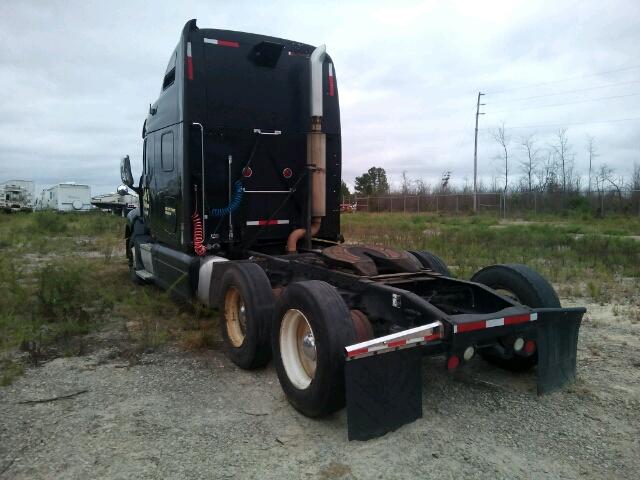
[242,167,253,178]
[282,168,292,179]
[447,355,460,371]
[524,340,536,355]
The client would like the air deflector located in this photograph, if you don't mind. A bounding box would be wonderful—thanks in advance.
[249,41,284,67]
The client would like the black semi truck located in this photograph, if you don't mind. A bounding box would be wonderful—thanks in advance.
[119,19,585,440]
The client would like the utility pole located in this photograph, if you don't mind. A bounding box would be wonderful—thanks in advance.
[473,92,485,213]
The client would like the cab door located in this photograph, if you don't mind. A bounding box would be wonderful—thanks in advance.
[153,127,180,244]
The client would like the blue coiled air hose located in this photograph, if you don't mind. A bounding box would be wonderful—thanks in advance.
[211,180,244,217]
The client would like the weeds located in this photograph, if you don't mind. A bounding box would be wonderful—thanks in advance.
[342,212,640,303]
[0,357,24,386]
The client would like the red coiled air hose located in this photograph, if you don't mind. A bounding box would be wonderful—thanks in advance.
[192,185,207,258]
[192,211,206,256]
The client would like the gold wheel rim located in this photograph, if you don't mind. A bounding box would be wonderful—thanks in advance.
[224,287,246,347]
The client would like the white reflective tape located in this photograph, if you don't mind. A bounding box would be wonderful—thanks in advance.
[346,322,442,359]
[530,312,538,321]
[203,38,219,45]
[486,318,504,328]
[328,63,334,76]
[187,42,192,57]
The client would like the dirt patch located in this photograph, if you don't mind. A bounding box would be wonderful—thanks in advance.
[1,297,639,479]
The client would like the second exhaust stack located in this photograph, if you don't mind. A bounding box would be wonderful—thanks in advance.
[287,45,327,252]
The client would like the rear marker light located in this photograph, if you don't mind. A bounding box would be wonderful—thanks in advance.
[524,340,536,355]
[186,42,193,80]
[242,167,253,178]
[282,168,292,179]
[447,355,460,371]
[513,337,525,352]
[463,346,475,361]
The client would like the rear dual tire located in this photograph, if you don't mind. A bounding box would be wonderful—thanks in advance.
[471,263,560,371]
[272,281,356,417]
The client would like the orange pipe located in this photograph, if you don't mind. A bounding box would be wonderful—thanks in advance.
[286,217,321,253]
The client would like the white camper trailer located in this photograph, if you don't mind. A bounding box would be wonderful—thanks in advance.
[0,180,35,212]
[38,183,92,212]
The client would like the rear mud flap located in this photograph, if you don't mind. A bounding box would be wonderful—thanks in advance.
[536,311,583,394]
[345,348,422,441]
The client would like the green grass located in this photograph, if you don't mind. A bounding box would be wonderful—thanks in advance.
[342,212,640,301]
[0,211,208,385]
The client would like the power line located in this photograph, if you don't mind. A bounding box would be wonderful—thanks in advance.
[482,116,640,131]
[485,64,640,95]
[486,80,640,105]
[488,92,640,115]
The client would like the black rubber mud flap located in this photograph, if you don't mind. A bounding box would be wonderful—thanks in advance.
[345,348,422,441]
[536,310,583,394]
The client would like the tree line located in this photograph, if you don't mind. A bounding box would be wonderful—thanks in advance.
[343,129,640,200]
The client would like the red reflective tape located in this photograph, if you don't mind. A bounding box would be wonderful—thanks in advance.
[328,76,335,96]
[187,57,193,80]
[387,339,406,348]
[347,347,369,358]
[423,333,440,342]
[218,40,239,48]
[258,219,279,226]
[456,320,486,333]
[504,314,531,325]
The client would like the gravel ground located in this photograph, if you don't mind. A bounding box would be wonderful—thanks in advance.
[1,299,639,480]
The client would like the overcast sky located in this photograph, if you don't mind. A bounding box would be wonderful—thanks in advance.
[1,0,639,195]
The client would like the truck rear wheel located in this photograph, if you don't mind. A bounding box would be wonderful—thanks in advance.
[471,263,560,371]
[272,281,356,417]
[218,263,274,369]
[408,250,452,276]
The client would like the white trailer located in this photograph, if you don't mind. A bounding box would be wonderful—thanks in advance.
[38,183,92,212]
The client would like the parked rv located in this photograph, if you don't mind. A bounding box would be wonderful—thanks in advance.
[37,183,92,212]
[0,180,34,212]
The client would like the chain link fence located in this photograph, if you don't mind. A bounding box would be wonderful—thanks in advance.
[343,190,640,217]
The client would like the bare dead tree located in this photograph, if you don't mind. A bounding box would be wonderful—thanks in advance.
[632,162,640,191]
[492,123,510,193]
[401,170,411,195]
[519,134,539,192]
[551,129,572,192]
[585,135,598,196]
[596,164,623,201]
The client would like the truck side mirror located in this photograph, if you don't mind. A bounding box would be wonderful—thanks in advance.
[120,155,134,189]
[117,185,129,196]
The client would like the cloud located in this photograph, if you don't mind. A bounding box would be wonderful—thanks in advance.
[0,0,639,196]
